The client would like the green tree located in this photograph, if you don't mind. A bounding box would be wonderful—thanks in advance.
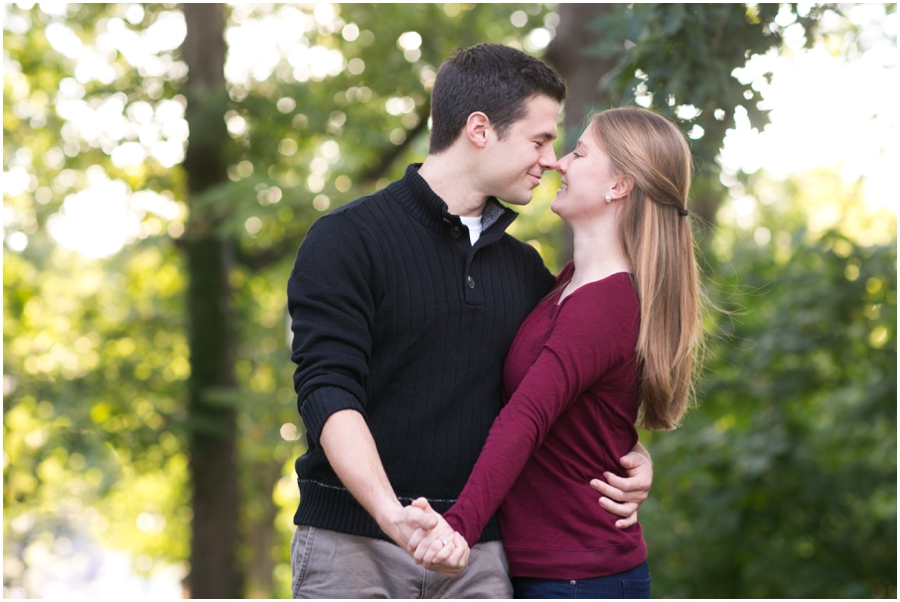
[544,4,896,596]
[547,2,834,251]
[4,3,195,596]
[639,170,897,597]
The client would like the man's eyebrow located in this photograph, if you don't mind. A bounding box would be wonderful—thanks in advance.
[536,131,556,141]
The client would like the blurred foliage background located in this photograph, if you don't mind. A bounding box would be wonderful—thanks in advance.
[3,2,896,598]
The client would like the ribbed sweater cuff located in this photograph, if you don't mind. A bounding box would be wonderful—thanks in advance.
[294,479,504,543]
[300,386,366,446]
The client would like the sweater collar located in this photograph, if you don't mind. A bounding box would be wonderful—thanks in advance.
[393,163,517,234]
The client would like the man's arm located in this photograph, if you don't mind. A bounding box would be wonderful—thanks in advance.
[319,410,413,541]
[288,216,469,575]
[320,409,469,577]
[591,442,653,529]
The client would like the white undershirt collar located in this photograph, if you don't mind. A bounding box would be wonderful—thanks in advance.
[459,215,483,246]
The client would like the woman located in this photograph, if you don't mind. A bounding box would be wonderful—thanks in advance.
[407,106,705,598]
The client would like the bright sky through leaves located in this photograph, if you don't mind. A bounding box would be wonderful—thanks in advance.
[3,4,896,262]
[720,4,897,212]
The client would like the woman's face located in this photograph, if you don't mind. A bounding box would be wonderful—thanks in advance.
[550,128,620,221]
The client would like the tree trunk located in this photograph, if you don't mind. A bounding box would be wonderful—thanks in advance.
[181,4,243,598]
[546,4,620,264]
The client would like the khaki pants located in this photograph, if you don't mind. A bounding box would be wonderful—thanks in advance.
[291,525,513,598]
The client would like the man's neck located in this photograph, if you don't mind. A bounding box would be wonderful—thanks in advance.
[417,154,489,218]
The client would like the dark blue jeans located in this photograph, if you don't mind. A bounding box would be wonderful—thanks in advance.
[512,560,650,599]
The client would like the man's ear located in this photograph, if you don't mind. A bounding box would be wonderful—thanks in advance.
[464,112,491,148]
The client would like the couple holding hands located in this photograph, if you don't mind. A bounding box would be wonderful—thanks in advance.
[288,43,702,599]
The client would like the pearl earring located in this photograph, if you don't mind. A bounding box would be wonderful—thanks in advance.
[605,193,612,203]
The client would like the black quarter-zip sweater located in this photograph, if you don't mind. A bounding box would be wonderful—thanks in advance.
[287,164,555,542]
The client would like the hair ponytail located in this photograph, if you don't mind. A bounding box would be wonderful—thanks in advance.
[591,107,705,430]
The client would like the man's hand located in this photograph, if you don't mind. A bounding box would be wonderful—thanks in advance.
[319,412,469,575]
[404,498,470,577]
[320,411,452,565]
[590,444,653,529]
[386,502,439,553]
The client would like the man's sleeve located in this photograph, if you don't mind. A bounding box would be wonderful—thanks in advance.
[287,213,379,446]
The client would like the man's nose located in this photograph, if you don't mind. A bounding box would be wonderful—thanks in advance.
[539,146,557,171]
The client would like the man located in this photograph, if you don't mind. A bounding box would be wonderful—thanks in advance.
[287,44,652,598]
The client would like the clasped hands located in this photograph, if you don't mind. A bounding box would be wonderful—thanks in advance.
[394,498,470,577]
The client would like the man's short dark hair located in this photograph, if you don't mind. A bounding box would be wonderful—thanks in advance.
[428,43,567,154]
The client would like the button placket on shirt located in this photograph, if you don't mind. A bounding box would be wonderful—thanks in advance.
[444,218,474,301]
[462,233,483,305]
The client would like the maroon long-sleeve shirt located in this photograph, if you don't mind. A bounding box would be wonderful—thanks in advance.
[444,262,647,579]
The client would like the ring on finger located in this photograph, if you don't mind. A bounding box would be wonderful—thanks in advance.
[440,538,448,546]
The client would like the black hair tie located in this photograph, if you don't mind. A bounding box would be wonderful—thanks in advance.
[679,209,689,216]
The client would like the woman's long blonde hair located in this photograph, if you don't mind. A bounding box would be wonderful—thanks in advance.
[591,107,705,430]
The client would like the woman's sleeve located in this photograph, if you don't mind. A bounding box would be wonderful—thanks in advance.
[443,288,627,546]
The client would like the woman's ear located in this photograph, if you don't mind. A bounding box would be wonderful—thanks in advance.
[465,112,491,148]
[612,175,635,200]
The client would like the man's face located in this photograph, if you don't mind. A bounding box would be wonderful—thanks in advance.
[482,95,560,206]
